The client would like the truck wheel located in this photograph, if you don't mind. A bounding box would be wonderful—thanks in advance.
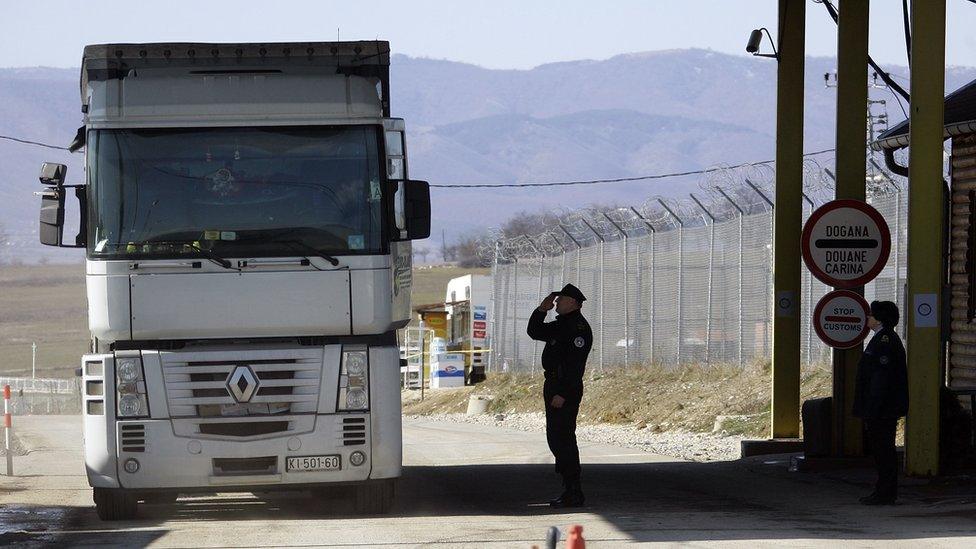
[353,480,395,515]
[93,487,138,521]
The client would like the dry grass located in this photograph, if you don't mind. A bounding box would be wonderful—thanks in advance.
[0,263,89,378]
[403,361,834,437]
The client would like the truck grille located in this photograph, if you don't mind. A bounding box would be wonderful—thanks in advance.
[161,349,323,418]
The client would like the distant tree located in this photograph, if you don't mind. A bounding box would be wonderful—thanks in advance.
[414,245,431,264]
[445,230,489,268]
[500,210,549,239]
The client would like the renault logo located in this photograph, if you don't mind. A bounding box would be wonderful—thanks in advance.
[227,366,259,403]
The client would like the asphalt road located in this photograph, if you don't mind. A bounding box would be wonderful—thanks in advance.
[1,415,975,548]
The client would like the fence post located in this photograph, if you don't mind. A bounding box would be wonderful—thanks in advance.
[512,257,519,370]
[523,235,546,374]
[746,178,776,358]
[658,199,685,365]
[4,385,12,476]
[631,207,657,366]
[490,242,500,373]
[580,218,605,371]
[690,194,717,364]
[801,193,816,365]
[602,213,630,367]
[717,188,745,366]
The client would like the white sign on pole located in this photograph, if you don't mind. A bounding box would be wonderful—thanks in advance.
[801,199,891,288]
[813,290,871,349]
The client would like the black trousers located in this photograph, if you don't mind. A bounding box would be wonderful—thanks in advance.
[865,418,899,499]
[543,381,582,486]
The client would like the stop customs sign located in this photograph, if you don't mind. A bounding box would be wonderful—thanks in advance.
[813,290,871,348]
[801,199,891,288]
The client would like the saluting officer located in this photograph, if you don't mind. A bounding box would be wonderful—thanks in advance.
[526,283,592,508]
[853,300,909,506]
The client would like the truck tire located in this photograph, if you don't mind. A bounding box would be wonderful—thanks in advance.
[353,480,395,514]
[93,487,138,521]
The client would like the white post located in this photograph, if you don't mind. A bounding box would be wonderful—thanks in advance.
[31,342,36,379]
[4,385,12,476]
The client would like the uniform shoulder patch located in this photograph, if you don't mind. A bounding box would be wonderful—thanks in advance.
[574,336,586,348]
[880,335,890,343]
[879,356,890,365]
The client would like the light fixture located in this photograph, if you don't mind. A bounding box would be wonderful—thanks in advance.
[746,28,778,59]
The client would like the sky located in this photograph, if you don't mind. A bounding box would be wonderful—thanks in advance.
[1,0,975,70]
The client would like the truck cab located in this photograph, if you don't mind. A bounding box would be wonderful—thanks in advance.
[36,41,429,519]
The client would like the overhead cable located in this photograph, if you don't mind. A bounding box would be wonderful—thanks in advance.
[430,148,836,188]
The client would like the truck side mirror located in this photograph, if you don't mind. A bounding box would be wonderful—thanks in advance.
[403,180,431,240]
[391,179,431,241]
[39,187,66,246]
[37,162,87,248]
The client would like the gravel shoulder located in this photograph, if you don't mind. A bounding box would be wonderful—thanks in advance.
[408,411,746,462]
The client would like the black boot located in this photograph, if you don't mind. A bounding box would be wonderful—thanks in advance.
[549,480,585,508]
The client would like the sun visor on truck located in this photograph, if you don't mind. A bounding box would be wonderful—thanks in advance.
[80,41,392,116]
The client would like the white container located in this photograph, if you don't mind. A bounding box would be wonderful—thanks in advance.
[430,352,465,388]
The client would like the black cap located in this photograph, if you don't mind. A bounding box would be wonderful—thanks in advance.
[870,300,899,328]
[556,283,586,303]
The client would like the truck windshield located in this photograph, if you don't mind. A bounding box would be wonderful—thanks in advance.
[86,126,384,259]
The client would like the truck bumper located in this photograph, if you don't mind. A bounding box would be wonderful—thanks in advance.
[112,414,383,490]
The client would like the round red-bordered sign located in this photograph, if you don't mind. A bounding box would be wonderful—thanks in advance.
[801,199,891,288]
[812,289,871,349]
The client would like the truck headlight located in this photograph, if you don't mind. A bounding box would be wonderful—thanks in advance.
[339,350,369,411]
[346,353,367,376]
[118,394,145,417]
[115,354,149,418]
[346,388,368,409]
[117,358,142,383]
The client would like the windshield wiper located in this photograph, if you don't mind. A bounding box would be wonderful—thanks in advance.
[273,240,341,267]
[186,243,236,270]
[139,240,237,270]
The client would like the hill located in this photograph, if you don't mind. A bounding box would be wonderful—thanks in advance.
[2,51,975,262]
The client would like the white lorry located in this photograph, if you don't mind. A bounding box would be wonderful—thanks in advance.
[35,41,429,519]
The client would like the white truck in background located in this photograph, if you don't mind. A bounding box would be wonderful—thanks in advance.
[35,41,429,519]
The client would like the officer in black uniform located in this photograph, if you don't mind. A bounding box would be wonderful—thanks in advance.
[853,300,909,505]
[526,283,592,508]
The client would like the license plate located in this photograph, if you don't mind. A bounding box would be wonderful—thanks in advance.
[286,455,341,472]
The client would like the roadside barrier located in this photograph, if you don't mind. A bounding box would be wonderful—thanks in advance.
[4,384,12,476]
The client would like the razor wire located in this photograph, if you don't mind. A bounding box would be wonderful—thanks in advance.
[484,158,912,373]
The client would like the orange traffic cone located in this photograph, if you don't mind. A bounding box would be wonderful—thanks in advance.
[566,525,585,549]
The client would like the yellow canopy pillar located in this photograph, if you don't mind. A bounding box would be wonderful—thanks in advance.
[771,0,806,439]
[905,0,947,476]
[832,0,869,456]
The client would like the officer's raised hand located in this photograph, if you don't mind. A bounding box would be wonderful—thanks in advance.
[538,292,558,313]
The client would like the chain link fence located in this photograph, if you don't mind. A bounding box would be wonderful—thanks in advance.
[485,157,911,372]
[0,377,81,415]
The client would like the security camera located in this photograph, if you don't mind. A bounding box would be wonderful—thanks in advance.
[746,29,763,54]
